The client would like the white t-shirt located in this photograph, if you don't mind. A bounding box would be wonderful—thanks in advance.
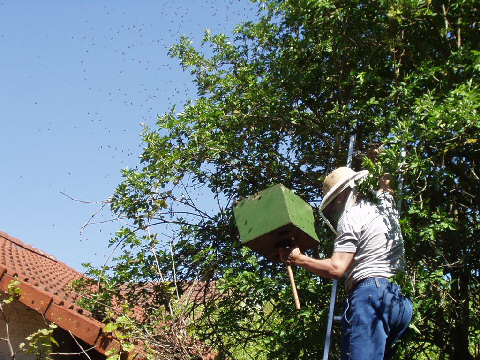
[334,192,406,292]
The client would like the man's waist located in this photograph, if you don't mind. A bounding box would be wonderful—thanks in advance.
[348,274,407,294]
[346,266,406,290]
[349,277,392,293]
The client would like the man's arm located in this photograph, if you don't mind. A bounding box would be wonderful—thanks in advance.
[279,247,354,280]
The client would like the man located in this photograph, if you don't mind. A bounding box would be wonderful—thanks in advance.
[279,167,413,360]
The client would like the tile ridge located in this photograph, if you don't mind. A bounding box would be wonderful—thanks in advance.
[0,230,58,262]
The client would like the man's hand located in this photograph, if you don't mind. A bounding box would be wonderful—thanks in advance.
[379,173,394,194]
[367,146,381,164]
[279,246,302,266]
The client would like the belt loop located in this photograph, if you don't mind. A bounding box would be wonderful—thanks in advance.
[375,278,380,288]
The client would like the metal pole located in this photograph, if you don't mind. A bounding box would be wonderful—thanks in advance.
[322,121,357,360]
[322,279,338,360]
[346,121,357,168]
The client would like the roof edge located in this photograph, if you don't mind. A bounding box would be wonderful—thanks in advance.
[0,265,137,358]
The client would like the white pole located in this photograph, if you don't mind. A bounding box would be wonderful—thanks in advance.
[323,121,357,360]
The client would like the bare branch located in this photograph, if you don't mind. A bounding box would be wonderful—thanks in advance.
[80,202,108,235]
[68,330,93,360]
[147,225,175,320]
[471,166,479,181]
[59,191,109,205]
[169,239,181,300]
[0,302,15,359]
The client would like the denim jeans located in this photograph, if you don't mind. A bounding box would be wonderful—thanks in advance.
[341,278,413,360]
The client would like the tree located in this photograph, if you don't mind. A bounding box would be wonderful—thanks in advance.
[77,0,480,358]
[378,81,480,359]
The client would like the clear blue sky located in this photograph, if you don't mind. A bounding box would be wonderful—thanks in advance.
[0,0,258,271]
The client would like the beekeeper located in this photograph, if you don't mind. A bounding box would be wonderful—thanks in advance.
[279,167,413,360]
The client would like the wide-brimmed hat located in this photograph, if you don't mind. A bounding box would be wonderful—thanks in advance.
[319,167,369,233]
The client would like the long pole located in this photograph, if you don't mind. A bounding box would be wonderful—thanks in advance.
[287,265,301,310]
[322,121,357,360]
[322,278,338,359]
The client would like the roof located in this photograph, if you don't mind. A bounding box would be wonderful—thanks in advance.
[0,230,123,357]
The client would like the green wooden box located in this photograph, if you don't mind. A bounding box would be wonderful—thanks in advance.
[233,184,320,262]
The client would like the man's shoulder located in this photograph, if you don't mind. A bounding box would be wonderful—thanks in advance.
[341,199,375,226]
[351,197,377,213]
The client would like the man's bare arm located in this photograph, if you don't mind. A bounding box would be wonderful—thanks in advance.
[279,248,354,280]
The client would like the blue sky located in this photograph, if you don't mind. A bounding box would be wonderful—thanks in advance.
[0,0,258,271]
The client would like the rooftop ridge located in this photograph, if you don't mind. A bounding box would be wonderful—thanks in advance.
[0,230,58,263]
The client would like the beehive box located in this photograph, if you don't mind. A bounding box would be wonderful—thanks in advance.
[233,184,320,262]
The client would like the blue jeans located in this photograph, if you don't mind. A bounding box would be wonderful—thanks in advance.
[341,278,413,360]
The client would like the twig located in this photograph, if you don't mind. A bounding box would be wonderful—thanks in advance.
[59,191,109,205]
[471,167,479,180]
[68,330,93,360]
[146,225,175,320]
[442,4,450,31]
[80,203,108,234]
[59,190,118,235]
[178,180,213,220]
[0,302,15,359]
[169,239,180,300]
[96,240,123,291]
[51,345,97,356]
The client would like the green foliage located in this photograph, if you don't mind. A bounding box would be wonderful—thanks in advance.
[103,311,136,360]
[4,278,22,304]
[19,324,59,360]
[372,79,480,359]
[76,0,480,359]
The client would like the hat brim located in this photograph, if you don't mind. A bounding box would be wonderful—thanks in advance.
[319,170,369,234]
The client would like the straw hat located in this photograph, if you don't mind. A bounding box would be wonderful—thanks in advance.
[319,167,369,233]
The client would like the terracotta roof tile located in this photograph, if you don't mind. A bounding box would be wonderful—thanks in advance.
[0,231,81,303]
[0,231,215,359]
[0,231,129,357]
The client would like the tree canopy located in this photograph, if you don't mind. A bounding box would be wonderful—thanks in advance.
[77,0,480,359]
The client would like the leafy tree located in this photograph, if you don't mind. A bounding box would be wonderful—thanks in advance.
[78,0,480,359]
[376,81,480,359]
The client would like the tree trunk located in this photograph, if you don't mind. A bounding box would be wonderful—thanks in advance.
[451,270,474,360]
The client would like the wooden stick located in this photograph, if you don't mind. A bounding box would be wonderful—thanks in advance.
[286,265,301,310]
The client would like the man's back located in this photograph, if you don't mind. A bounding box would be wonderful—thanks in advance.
[334,192,406,291]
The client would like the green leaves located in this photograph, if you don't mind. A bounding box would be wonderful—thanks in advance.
[19,324,58,360]
[4,278,22,304]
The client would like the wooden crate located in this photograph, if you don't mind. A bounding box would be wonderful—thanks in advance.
[233,184,320,262]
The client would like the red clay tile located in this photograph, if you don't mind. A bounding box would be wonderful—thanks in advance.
[0,231,144,358]
[94,333,122,356]
[94,334,137,360]
[0,232,83,305]
[0,232,103,345]
[46,303,102,345]
[0,274,53,314]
